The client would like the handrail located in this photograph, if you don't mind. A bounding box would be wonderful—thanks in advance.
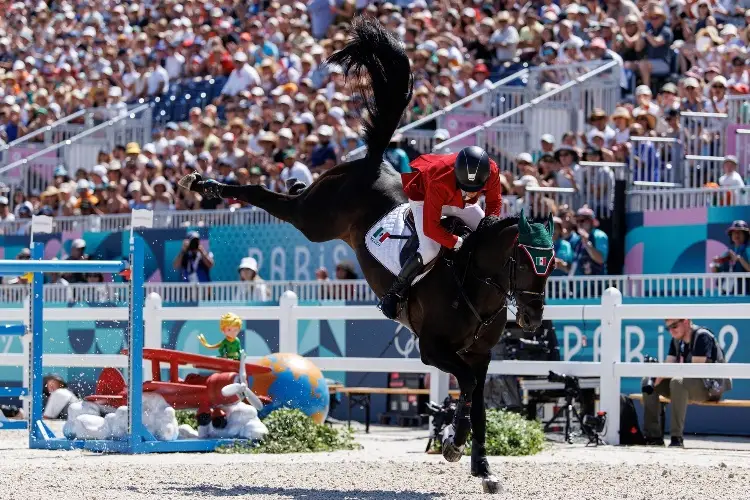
[579,161,627,169]
[680,111,728,119]
[342,68,530,160]
[0,109,87,156]
[684,155,725,161]
[433,60,619,152]
[737,129,750,135]
[0,101,152,176]
[526,186,576,194]
[629,135,679,143]
[632,181,682,188]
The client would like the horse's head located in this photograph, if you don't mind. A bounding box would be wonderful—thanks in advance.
[513,209,554,331]
[472,209,554,333]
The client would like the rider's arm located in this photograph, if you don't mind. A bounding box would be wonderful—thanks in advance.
[423,186,460,249]
[483,165,502,217]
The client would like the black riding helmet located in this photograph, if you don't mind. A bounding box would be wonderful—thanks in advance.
[454,146,490,192]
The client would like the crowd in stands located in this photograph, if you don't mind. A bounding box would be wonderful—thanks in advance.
[0,0,749,279]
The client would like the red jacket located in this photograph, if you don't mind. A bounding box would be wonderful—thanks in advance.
[401,152,502,249]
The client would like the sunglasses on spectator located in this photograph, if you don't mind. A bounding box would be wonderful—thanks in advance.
[712,84,725,89]
[665,320,682,330]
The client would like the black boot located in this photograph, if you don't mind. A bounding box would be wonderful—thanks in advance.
[285,177,307,195]
[378,253,424,320]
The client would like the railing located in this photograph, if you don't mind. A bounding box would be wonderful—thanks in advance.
[345,68,531,161]
[0,103,152,199]
[627,185,750,211]
[433,61,621,179]
[0,206,282,235]
[628,136,681,185]
[577,161,627,218]
[2,288,749,446]
[1,273,746,305]
[0,109,87,155]
[680,111,727,158]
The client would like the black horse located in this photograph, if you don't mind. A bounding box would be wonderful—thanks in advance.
[181,17,554,493]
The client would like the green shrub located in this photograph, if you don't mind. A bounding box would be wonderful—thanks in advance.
[175,409,197,429]
[432,409,545,456]
[219,409,360,454]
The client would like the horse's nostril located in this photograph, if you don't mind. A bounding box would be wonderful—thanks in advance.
[522,313,531,326]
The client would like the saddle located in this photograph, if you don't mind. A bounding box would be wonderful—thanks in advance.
[398,209,470,266]
[395,209,472,333]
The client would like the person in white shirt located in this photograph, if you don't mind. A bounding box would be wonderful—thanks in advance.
[279,149,314,191]
[218,52,261,101]
[165,45,186,80]
[490,11,519,63]
[236,257,270,302]
[719,155,745,187]
[0,196,15,222]
[146,57,170,96]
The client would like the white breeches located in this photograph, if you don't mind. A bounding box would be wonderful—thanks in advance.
[408,200,485,264]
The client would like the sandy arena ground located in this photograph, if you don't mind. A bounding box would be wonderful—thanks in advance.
[2,422,750,500]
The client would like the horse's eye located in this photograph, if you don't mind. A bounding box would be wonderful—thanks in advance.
[519,264,527,271]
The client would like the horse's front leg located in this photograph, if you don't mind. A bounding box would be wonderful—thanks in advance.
[462,350,502,494]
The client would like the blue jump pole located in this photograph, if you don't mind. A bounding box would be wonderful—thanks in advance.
[0,260,125,275]
[0,324,25,335]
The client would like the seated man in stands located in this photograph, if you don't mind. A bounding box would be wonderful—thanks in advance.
[641,318,732,448]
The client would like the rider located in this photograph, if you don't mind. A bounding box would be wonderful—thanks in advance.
[378,146,502,319]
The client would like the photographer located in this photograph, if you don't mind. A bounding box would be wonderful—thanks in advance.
[173,231,215,283]
[641,318,732,448]
[711,220,750,274]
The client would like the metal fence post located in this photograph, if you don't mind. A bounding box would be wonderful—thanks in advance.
[600,287,623,445]
[279,291,299,353]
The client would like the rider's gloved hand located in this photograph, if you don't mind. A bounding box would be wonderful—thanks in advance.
[453,236,464,252]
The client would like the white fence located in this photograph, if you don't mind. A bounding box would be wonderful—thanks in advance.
[0,272,747,305]
[628,186,750,211]
[2,288,749,445]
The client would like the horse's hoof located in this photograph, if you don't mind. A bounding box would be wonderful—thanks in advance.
[481,475,502,494]
[441,440,464,462]
[178,173,201,191]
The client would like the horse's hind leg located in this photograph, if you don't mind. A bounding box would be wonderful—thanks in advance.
[420,342,476,463]
[180,174,341,242]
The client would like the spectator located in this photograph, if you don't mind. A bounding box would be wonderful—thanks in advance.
[0,196,13,222]
[641,319,731,448]
[570,206,608,276]
[384,133,411,174]
[63,239,90,285]
[718,156,745,187]
[236,257,270,302]
[711,220,750,274]
[552,216,573,276]
[173,231,215,283]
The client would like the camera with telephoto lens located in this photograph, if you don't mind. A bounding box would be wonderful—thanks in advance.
[423,396,457,452]
[188,237,200,251]
[582,411,607,433]
[547,370,581,392]
[640,354,660,395]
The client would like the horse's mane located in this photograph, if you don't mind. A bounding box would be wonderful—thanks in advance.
[462,215,519,253]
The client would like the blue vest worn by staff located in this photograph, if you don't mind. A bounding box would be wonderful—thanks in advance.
[552,238,573,277]
[572,228,609,276]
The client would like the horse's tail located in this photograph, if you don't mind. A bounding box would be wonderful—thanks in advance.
[327,17,413,162]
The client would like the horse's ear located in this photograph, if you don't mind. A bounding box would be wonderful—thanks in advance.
[519,208,531,234]
[547,212,554,236]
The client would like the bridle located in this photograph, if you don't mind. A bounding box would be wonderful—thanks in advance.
[448,235,549,343]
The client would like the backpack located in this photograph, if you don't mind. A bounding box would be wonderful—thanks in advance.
[619,394,646,445]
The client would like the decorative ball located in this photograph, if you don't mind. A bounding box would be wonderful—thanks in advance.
[248,353,329,424]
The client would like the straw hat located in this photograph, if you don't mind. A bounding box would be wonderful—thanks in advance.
[610,107,633,124]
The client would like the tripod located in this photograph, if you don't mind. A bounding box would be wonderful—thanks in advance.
[543,387,604,445]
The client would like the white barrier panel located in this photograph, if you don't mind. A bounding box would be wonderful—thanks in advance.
[2,288,749,446]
